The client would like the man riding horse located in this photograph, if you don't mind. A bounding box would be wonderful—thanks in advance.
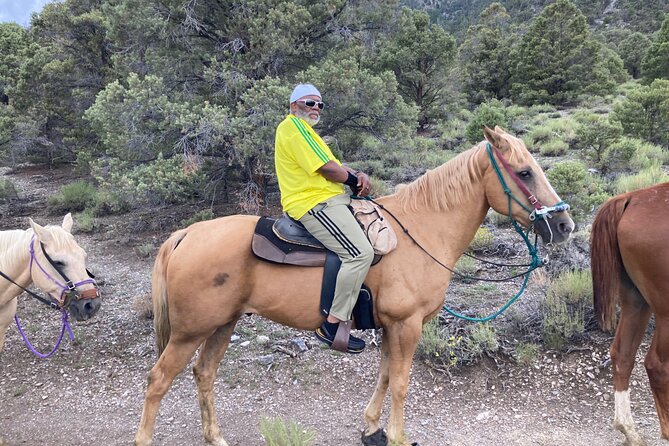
[274,83,374,353]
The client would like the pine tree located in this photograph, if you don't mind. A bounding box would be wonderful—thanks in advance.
[458,2,513,104]
[641,14,669,82]
[510,0,614,105]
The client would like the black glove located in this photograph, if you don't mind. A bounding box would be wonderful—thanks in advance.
[344,172,360,195]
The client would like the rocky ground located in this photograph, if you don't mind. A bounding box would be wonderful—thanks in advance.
[0,164,667,446]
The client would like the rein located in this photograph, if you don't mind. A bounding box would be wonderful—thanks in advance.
[360,142,570,322]
[0,235,98,358]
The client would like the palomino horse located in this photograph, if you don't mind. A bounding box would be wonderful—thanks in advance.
[0,213,101,353]
[592,182,669,446]
[134,126,574,446]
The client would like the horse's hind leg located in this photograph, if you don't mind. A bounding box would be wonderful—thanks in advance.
[193,319,239,446]
[135,338,203,446]
[645,316,669,441]
[363,329,390,439]
[611,285,650,446]
[0,298,17,352]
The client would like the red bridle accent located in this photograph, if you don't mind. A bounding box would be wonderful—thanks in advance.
[491,144,544,211]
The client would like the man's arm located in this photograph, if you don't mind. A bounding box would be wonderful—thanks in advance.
[317,161,371,196]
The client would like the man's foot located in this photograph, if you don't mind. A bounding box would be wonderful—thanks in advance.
[315,321,365,354]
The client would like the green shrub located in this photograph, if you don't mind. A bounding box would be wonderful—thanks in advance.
[91,190,131,216]
[259,416,317,446]
[574,117,623,170]
[135,242,156,258]
[462,323,499,361]
[417,318,461,368]
[465,99,509,144]
[514,342,540,366]
[181,209,215,227]
[614,165,669,194]
[542,270,591,350]
[539,139,569,156]
[630,141,668,170]
[48,181,97,213]
[454,255,478,283]
[92,153,205,207]
[0,178,18,202]
[469,226,494,252]
[74,209,99,233]
[546,161,609,220]
[610,79,669,147]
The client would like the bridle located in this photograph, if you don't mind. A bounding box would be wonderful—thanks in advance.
[29,236,99,308]
[0,235,100,358]
[486,142,570,244]
[360,142,572,322]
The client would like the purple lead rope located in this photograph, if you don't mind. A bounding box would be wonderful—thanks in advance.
[14,309,74,358]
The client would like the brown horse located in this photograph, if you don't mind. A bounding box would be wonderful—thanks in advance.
[592,182,669,446]
[134,126,574,446]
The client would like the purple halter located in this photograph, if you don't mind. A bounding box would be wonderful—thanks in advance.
[13,236,99,358]
[28,236,98,306]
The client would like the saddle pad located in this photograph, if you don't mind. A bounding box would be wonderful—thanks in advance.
[252,217,326,266]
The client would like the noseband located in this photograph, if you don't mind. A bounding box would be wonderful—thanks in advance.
[29,236,99,308]
[486,142,570,243]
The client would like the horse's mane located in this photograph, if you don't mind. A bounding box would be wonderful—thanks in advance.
[394,137,527,213]
[0,225,72,271]
[0,229,31,271]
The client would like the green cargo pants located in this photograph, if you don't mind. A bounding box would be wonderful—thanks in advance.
[299,193,374,321]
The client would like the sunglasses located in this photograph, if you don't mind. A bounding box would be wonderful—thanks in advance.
[297,99,324,110]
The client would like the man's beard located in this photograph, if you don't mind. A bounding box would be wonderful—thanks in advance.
[294,109,320,126]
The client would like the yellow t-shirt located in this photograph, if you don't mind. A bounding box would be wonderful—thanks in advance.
[274,114,345,219]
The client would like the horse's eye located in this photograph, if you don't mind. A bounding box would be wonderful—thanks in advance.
[53,260,65,268]
[518,170,532,179]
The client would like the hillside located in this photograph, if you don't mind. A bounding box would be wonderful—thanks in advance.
[404,0,669,38]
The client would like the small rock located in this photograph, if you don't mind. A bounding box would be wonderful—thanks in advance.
[290,337,309,352]
[257,354,274,366]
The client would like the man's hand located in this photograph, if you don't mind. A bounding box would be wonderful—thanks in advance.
[356,172,371,197]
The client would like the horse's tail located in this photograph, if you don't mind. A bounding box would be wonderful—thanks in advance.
[591,195,629,332]
[153,228,189,356]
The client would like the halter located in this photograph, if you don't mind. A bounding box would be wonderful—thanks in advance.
[486,142,570,244]
[359,142,572,323]
[9,236,100,358]
[29,236,99,307]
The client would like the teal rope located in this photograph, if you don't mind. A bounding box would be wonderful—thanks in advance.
[440,143,543,322]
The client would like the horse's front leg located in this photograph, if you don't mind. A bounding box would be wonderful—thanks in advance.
[0,298,17,352]
[193,320,239,446]
[385,317,422,446]
[135,338,202,446]
[363,329,390,438]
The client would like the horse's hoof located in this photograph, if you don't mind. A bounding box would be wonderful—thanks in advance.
[361,428,388,446]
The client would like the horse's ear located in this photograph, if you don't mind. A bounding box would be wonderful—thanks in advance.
[494,125,507,134]
[62,213,73,233]
[29,218,53,244]
[483,126,504,149]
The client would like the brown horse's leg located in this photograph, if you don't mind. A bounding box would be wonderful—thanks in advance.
[385,318,422,446]
[193,319,239,446]
[364,329,390,436]
[135,338,203,446]
[645,316,669,441]
[611,285,650,446]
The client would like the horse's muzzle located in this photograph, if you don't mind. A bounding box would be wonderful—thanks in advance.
[67,290,102,321]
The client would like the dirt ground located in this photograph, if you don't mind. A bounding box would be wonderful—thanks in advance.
[0,165,667,446]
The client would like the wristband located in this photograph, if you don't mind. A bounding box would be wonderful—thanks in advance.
[344,172,359,188]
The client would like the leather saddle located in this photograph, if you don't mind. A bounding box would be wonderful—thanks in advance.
[251,215,377,330]
[252,214,380,267]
